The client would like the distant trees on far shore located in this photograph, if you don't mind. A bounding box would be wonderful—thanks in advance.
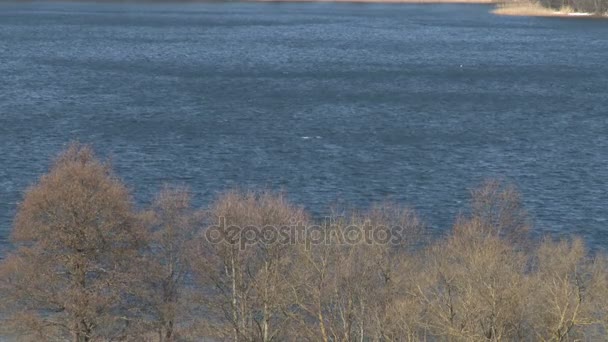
[1,143,608,341]
[538,0,608,14]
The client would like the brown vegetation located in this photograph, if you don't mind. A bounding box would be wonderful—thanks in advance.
[0,144,146,341]
[493,2,564,16]
[1,144,608,341]
[188,191,308,341]
[493,0,608,17]
[538,0,608,15]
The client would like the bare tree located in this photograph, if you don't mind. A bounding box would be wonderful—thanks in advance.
[406,181,533,341]
[416,217,530,342]
[0,143,145,341]
[288,204,423,342]
[528,238,601,341]
[469,180,530,246]
[588,255,608,340]
[136,186,201,341]
[188,190,307,341]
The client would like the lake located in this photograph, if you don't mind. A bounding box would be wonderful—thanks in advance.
[1,2,607,255]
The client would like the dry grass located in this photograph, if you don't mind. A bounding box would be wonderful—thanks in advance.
[492,1,558,16]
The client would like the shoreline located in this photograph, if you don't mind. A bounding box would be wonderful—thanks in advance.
[492,3,608,18]
[0,0,497,4]
[3,0,607,19]
[257,0,608,15]
[254,0,495,3]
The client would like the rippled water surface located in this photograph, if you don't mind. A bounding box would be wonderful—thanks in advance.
[1,2,608,253]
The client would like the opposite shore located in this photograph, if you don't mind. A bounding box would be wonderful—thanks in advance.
[256,0,608,18]
[3,0,607,19]
[255,0,497,3]
[255,0,607,18]
[492,2,608,18]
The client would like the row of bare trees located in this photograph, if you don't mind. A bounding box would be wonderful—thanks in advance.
[1,144,607,341]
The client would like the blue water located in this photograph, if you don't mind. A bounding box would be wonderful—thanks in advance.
[1,2,608,255]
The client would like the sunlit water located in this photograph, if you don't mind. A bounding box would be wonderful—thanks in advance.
[1,2,608,255]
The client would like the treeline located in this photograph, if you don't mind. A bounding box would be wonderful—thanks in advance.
[537,0,608,14]
[1,143,608,341]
